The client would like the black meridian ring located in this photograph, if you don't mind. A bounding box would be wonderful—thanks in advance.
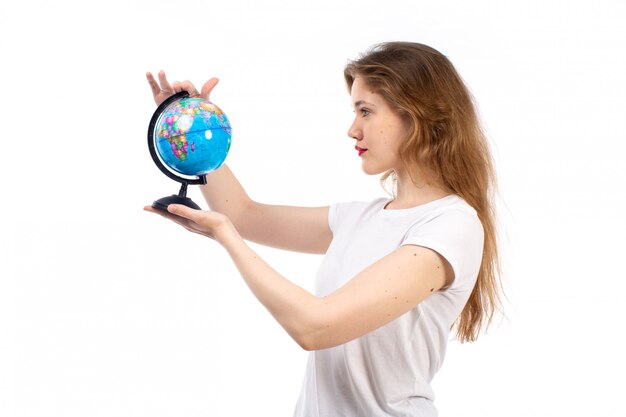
[147,91,208,185]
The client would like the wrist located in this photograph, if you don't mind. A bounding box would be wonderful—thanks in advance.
[213,218,240,247]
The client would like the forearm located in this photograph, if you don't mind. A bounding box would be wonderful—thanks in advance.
[201,166,331,254]
[200,164,253,221]
[216,226,322,350]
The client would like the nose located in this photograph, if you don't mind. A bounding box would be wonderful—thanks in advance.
[347,117,362,141]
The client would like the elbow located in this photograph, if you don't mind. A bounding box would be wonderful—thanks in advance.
[295,334,322,352]
[287,298,341,351]
[296,339,315,352]
[297,329,346,351]
[290,317,334,352]
[294,336,319,352]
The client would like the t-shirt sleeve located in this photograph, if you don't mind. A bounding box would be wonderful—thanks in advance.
[328,202,341,234]
[401,208,484,292]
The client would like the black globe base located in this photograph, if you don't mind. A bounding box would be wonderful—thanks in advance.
[152,182,202,212]
[152,194,202,211]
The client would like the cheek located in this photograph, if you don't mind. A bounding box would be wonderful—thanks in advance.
[388,128,406,150]
[386,122,404,139]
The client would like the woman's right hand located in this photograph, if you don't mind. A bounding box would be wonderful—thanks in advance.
[146,70,219,106]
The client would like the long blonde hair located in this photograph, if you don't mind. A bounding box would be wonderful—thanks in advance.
[345,42,502,342]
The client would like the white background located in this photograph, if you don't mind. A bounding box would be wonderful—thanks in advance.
[1,1,625,416]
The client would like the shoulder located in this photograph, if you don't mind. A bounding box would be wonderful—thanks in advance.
[407,195,481,232]
[403,195,483,248]
[401,196,484,291]
[427,194,479,218]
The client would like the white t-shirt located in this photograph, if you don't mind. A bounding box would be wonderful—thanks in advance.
[293,195,484,417]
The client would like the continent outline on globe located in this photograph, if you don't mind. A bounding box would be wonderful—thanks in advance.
[154,97,232,177]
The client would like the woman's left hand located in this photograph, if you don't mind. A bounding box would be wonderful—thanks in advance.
[144,204,235,242]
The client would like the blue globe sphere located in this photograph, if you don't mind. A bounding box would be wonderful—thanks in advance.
[154,97,232,176]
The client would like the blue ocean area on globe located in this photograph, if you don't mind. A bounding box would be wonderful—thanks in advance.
[155,97,232,176]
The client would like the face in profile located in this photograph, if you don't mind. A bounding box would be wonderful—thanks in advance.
[347,77,409,176]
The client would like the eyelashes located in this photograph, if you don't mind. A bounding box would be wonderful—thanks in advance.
[351,106,371,117]
[354,108,370,117]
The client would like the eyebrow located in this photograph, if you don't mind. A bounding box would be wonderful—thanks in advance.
[353,100,376,108]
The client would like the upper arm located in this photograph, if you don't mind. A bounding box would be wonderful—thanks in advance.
[234,202,332,254]
[301,244,453,350]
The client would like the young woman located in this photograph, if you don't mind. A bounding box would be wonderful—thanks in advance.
[146,41,501,417]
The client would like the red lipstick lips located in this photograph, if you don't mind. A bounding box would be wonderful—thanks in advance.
[355,146,367,156]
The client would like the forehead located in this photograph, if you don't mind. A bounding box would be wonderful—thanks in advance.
[350,77,383,106]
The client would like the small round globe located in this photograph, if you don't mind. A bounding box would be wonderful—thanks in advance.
[154,97,232,176]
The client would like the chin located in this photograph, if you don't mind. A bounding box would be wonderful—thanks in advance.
[361,163,386,176]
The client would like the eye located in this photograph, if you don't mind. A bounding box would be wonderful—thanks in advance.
[359,108,370,117]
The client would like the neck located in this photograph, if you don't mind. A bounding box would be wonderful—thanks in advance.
[386,169,450,210]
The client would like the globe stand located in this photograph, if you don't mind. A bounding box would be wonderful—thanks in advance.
[152,182,203,212]
[148,91,208,212]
